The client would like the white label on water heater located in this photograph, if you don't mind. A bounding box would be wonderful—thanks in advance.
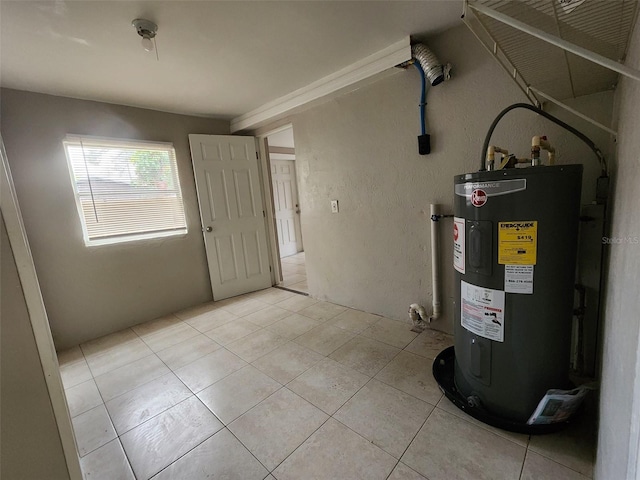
[453,217,465,274]
[504,265,534,294]
[461,281,505,342]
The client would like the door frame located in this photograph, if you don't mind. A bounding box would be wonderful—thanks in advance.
[1,137,83,479]
[255,123,298,286]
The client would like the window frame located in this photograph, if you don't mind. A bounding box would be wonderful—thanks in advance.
[63,135,188,247]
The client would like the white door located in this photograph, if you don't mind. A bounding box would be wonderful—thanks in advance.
[272,159,303,257]
[189,134,271,300]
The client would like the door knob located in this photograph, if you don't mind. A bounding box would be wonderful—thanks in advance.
[205,226,213,232]
[295,209,300,214]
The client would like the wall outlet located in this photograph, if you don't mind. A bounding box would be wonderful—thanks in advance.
[331,200,339,213]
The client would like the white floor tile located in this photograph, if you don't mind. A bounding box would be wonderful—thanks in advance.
[66,379,103,417]
[375,351,443,405]
[522,450,590,479]
[80,439,135,480]
[120,396,222,479]
[329,336,400,377]
[197,365,281,424]
[437,396,529,447]
[153,429,268,480]
[58,346,92,389]
[294,324,355,356]
[66,297,595,480]
[327,309,381,333]
[203,319,261,346]
[155,334,221,371]
[225,329,289,363]
[251,341,324,384]
[242,304,293,327]
[334,379,434,458]
[131,314,182,338]
[222,298,270,317]
[172,302,218,322]
[266,313,320,340]
[182,308,237,333]
[275,295,318,312]
[249,288,296,304]
[287,358,369,414]
[72,404,117,457]
[81,329,153,377]
[94,354,170,401]
[174,348,247,393]
[402,408,526,480]
[404,329,454,359]
[274,418,396,480]
[528,413,595,477]
[388,462,429,480]
[105,373,191,434]
[228,388,328,471]
[298,301,347,322]
[361,317,419,349]
[288,280,309,294]
[138,321,200,352]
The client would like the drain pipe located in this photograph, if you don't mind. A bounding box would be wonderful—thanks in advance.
[430,204,442,320]
[409,204,446,331]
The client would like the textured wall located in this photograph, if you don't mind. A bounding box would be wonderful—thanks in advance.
[596,21,640,480]
[1,214,70,479]
[290,24,614,334]
[1,89,229,349]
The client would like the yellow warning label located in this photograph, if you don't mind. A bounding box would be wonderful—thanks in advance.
[498,221,538,265]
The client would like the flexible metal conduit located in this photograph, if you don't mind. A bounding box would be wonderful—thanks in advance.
[412,44,444,87]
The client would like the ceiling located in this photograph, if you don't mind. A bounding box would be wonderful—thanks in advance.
[0,1,462,121]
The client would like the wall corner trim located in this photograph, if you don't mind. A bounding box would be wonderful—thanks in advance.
[1,136,83,479]
[230,36,411,133]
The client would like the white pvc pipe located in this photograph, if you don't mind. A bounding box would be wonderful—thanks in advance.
[430,204,441,319]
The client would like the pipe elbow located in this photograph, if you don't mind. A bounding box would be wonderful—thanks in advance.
[532,135,541,147]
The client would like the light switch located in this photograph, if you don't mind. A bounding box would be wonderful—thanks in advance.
[331,200,339,213]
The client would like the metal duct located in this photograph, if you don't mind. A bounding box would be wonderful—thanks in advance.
[412,43,444,86]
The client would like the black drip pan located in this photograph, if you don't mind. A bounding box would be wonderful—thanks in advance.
[432,346,572,435]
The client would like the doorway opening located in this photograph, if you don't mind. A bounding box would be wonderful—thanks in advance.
[266,127,307,294]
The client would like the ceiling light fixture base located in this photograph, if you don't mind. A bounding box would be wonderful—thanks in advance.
[131,18,158,39]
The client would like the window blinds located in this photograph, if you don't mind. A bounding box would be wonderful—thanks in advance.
[63,136,187,245]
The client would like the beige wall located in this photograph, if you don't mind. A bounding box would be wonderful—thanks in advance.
[1,89,229,349]
[288,24,614,332]
[1,214,70,479]
[596,21,640,480]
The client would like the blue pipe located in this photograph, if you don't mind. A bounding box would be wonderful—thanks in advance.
[414,61,427,136]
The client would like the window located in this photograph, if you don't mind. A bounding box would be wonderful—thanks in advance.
[63,136,187,246]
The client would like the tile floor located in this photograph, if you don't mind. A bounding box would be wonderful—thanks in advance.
[279,251,308,293]
[58,288,596,480]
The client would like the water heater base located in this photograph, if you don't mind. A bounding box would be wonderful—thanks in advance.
[432,346,572,435]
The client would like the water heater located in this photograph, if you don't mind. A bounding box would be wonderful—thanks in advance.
[452,164,583,424]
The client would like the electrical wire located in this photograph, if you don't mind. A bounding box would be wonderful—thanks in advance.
[414,62,427,136]
[480,103,607,176]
